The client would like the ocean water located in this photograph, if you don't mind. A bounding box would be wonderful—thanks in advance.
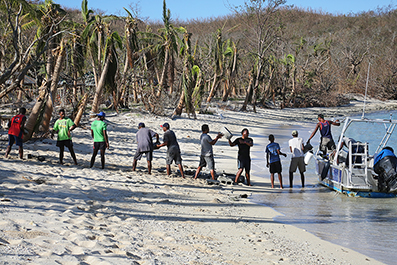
[251,110,397,265]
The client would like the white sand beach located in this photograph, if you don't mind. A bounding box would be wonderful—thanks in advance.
[1,97,396,264]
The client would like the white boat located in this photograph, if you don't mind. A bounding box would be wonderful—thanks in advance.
[314,116,397,198]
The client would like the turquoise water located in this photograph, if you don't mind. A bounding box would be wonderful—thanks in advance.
[251,110,397,264]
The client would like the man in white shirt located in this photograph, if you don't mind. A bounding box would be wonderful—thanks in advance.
[289,130,306,188]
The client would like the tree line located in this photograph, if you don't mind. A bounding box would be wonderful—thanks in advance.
[0,0,396,140]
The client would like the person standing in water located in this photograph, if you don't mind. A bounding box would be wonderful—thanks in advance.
[266,134,287,188]
[288,130,305,188]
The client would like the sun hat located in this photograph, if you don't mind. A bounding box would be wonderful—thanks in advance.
[292,130,298,136]
[97,111,106,117]
[161,122,170,129]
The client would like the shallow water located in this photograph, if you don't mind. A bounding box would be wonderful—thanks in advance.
[251,110,397,265]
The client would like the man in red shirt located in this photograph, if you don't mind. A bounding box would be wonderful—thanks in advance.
[5,107,27,159]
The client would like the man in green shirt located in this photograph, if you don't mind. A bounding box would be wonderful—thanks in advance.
[90,111,109,169]
[52,109,78,165]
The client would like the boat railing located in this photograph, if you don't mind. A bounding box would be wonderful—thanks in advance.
[348,142,369,187]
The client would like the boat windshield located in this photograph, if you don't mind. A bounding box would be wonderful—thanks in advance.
[333,119,397,157]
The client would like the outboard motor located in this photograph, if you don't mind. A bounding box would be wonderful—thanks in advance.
[374,156,397,192]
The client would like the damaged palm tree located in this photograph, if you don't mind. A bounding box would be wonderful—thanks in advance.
[41,41,66,132]
[83,13,121,114]
[73,93,89,126]
[117,8,140,109]
[173,32,202,118]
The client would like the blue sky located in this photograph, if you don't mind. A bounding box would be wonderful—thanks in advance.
[55,0,396,21]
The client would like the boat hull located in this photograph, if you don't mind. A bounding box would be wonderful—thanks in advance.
[315,156,397,198]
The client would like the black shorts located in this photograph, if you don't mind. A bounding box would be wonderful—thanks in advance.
[57,139,73,149]
[270,161,282,174]
[238,157,251,172]
[94,141,106,151]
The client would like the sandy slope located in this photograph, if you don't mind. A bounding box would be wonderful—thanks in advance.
[1,98,395,264]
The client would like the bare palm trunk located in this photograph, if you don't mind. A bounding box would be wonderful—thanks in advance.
[206,72,220,103]
[156,49,169,98]
[117,53,129,108]
[92,53,112,114]
[240,74,254,111]
[23,86,48,142]
[173,89,185,116]
[41,46,66,132]
[221,79,229,102]
[73,93,89,126]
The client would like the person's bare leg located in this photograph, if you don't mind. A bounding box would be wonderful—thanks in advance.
[178,164,185,178]
[278,173,284,189]
[147,160,152,174]
[210,169,216,180]
[132,159,137,171]
[166,164,171,175]
[246,172,252,186]
[234,168,243,183]
[270,173,275,188]
[4,146,11,158]
[18,146,23,159]
[289,172,294,188]
[194,166,202,179]
[300,172,305,188]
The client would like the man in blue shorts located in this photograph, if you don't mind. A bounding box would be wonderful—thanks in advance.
[228,128,253,186]
[265,134,287,188]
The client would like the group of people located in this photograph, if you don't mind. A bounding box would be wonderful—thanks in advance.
[265,131,306,189]
[4,108,110,169]
[265,114,340,188]
[132,122,254,186]
[5,108,342,188]
[52,109,109,168]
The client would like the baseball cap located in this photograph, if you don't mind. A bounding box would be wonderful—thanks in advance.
[161,122,170,129]
[292,130,298,136]
[138,122,145,128]
[318,114,324,119]
[97,111,106,117]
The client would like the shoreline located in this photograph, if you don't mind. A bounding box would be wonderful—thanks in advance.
[1,99,395,264]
